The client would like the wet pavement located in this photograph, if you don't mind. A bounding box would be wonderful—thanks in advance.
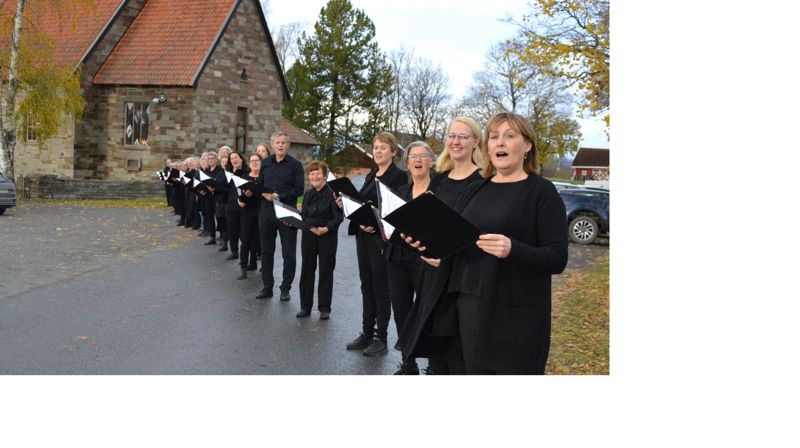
[0,203,608,374]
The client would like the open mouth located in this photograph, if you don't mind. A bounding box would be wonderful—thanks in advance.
[494,151,509,158]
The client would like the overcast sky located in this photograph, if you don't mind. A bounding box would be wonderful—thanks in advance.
[263,0,609,149]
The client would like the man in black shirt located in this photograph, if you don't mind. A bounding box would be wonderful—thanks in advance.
[255,131,305,301]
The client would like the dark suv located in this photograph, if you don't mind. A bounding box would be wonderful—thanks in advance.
[558,188,609,244]
[0,173,16,215]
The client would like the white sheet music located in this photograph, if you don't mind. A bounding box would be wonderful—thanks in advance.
[192,178,201,187]
[381,218,396,240]
[199,170,211,181]
[341,195,362,217]
[231,175,249,188]
[274,202,302,221]
[377,182,406,218]
[225,171,234,183]
[326,171,336,182]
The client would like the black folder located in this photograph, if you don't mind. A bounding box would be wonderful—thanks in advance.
[383,192,482,259]
[328,177,364,202]
[238,180,264,196]
[274,201,310,230]
[340,194,380,229]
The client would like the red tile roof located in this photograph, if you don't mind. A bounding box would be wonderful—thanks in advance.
[572,147,610,168]
[281,119,321,146]
[93,0,237,86]
[2,0,124,68]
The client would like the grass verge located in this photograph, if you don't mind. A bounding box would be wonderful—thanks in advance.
[547,256,610,375]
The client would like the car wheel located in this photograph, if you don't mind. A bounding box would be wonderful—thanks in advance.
[569,215,598,245]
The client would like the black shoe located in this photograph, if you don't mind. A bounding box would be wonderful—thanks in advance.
[198,230,208,237]
[362,339,388,357]
[319,311,330,320]
[255,290,272,300]
[279,291,290,301]
[237,269,247,280]
[177,221,185,226]
[346,333,373,350]
[393,361,420,375]
[226,253,238,260]
[296,309,311,318]
[217,245,227,252]
[203,239,216,245]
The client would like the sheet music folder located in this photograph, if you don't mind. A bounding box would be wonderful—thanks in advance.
[340,194,380,229]
[273,201,310,230]
[383,192,482,259]
[328,177,363,202]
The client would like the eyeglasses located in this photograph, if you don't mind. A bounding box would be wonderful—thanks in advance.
[447,133,472,141]
[407,154,430,160]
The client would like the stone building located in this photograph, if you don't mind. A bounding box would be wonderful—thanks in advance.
[13,0,289,182]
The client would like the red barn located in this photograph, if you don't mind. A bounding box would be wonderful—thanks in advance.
[572,147,610,181]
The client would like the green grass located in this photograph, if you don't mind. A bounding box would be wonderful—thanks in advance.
[547,256,610,375]
[24,198,168,209]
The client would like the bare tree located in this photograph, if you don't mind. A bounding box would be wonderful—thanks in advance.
[455,41,537,122]
[382,47,414,134]
[273,21,303,71]
[455,41,581,164]
[402,58,450,139]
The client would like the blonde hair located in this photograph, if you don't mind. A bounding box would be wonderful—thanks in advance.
[481,112,538,178]
[435,116,483,173]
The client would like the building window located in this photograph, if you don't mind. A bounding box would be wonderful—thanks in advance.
[26,115,39,141]
[124,102,150,146]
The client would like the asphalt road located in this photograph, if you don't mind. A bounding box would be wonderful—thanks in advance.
[0,203,608,374]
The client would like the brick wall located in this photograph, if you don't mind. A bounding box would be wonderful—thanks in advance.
[23,174,163,200]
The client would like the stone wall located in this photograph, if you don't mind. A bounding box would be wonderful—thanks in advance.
[192,0,284,157]
[23,174,163,200]
[76,85,198,181]
[74,0,148,180]
[14,120,77,184]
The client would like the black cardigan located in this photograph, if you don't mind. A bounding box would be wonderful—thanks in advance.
[398,174,568,374]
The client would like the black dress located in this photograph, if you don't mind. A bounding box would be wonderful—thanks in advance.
[401,175,568,374]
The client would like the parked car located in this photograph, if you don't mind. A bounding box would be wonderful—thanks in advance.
[552,180,609,193]
[558,187,609,245]
[0,173,17,215]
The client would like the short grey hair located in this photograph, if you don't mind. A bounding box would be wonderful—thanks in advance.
[270,131,291,143]
[402,141,435,164]
[207,151,218,159]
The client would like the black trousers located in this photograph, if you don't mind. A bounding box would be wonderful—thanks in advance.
[165,184,172,206]
[259,205,297,293]
[299,229,338,312]
[387,258,421,344]
[457,292,495,375]
[202,195,215,236]
[227,208,241,255]
[356,232,391,341]
[239,207,259,269]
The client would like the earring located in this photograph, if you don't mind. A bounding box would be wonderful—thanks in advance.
[524,152,529,159]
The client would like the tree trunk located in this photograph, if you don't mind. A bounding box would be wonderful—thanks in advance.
[0,0,26,184]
